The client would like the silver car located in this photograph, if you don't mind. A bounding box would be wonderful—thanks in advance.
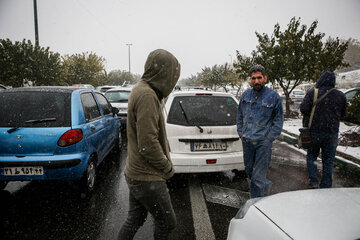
[104,87,132,130]
[227,188,360,240]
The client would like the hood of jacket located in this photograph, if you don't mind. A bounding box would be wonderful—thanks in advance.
[316,71,336,88]
[141,49,181,99]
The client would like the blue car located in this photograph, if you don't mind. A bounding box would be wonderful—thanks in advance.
[0,86,121,194]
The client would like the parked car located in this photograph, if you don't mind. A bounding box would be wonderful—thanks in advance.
[0,86,121,194]
[0,84,7,91]
[105,87,132,130]
[164,90,244,173]
[95,85,118,93]
[72,84,95,90]
[289,89,305,103]
[344,88,360,103]
[227,188,360,240]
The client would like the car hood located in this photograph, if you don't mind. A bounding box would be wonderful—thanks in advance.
[253,188,360,239]
[110,102,128,108]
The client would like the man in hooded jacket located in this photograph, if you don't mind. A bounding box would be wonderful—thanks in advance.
[118,49,180,240]
[300,71,346,189]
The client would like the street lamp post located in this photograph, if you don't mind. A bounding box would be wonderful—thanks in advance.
[126,43,132,73]
[33,0,39,46]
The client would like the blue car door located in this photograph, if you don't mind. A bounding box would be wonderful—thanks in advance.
[94,92,119,157]
[80,92,107,161]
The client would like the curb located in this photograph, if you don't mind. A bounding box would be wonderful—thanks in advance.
[278,130,360,175]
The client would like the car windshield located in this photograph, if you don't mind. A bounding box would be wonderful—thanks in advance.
[345,90,359,100]
[0,91,71,127]
[167,95,238,126]
[105,91,131,102]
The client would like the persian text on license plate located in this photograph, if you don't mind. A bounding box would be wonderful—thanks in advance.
[0,166,44,176]
[191,142,227,151]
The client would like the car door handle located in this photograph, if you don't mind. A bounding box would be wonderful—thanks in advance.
[91,126,96,132]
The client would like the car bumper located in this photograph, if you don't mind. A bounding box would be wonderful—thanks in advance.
[170,151,244,173]
[0,153,90,181]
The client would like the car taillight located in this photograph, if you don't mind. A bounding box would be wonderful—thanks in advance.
[206,159,217,164]
[57,129,83,147]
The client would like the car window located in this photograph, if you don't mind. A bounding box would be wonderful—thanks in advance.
[293,91,304,95]
[167,96,238,126]
[345,90,359,101]
[81,92,101,121]
[0,91,71,127]
[105,91,131,102]
[95,92,112,115]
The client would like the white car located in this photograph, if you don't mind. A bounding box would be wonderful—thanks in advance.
[105,87,132,129]
[227,188,360,240]
[289,89,305,102]
[164,90,244,173]
[95,85,119,93]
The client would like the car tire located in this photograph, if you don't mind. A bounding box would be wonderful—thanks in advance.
[0,181,8,190]
[232,169,247,179]
[78,156,97,196]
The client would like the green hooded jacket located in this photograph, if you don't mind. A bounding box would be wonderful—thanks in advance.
[125,49,181,181]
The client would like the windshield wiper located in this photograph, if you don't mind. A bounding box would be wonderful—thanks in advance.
[7,118,57,134]
[7,127,19,133]
[178,101,203,133]
[24,118,57,124]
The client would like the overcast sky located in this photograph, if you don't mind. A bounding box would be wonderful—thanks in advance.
[1,0,359,80]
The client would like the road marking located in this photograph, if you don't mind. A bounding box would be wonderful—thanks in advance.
[189,177,215,240]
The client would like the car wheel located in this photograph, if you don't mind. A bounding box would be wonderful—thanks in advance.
[0,181,8,190]
[79,156,96,195]
[232,169,247,179]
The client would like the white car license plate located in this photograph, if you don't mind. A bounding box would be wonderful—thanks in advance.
[191,142,227,151]
[0,166,44,176]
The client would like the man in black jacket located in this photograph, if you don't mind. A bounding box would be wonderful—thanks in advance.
[300,72,347,188]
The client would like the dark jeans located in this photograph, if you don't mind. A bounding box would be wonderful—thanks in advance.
[306,131,338,188]
[242,138,273,198]
[118,176,176,240]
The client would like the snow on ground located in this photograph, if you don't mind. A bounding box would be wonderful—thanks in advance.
[282,118,360,160]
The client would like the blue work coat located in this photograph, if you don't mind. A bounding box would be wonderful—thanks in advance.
[237,86,284,142]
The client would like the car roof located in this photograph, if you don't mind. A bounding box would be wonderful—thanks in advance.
[1,86,89,93]
[252,188,360,239]
[169,90,235,97]
[344,88,360,93]
[106,86,133,92]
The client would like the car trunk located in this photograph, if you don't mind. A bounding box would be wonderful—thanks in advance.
[165,94,241,154]
[0,90,72,156]
[166,124,241,154]
[0,127,71,156]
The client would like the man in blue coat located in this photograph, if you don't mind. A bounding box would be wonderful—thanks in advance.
[300,71,347,188]
[237,65,284,198]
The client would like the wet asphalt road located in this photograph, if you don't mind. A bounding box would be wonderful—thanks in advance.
[1,140,359,240]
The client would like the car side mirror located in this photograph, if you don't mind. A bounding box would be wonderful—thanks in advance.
[112,107,119,116]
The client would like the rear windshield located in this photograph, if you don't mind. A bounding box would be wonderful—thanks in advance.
[105,90,131,102]
[0,91,71,127]
[167,95,238,126]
